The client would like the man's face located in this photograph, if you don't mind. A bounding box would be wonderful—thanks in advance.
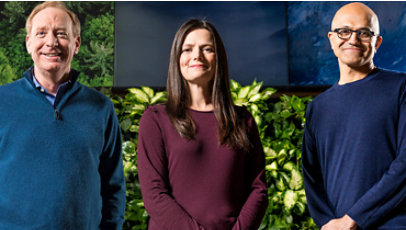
[328,6,382,69]
[26,7,80,75]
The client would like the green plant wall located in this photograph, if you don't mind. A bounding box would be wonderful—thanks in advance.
[111,80,317,230]
[0,1,114,87]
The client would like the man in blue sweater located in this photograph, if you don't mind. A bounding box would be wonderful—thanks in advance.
[303,2,406,230]
[0,2,125,229]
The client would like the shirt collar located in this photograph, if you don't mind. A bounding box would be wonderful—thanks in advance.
[32,74,73,106]
[32,74,72,93]
[32,75,41,88]
[25,66,80,88]
[32,74,50,94]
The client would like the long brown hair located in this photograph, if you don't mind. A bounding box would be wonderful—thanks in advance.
[166,19,250,151]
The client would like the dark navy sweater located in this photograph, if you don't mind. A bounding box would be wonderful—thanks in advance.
[302,69,406,229]
[0,68,126,229]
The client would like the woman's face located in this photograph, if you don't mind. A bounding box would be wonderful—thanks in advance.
[179,29,216,87]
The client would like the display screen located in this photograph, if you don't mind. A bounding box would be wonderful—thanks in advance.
[115,2,406,87]
[115,1,287,87]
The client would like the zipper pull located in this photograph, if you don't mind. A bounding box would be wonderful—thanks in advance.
[55,109,62,120]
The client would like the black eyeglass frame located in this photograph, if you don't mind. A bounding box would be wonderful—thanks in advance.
[332,28,378,41]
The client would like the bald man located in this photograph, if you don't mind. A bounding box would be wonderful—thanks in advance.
[302,3,406,230]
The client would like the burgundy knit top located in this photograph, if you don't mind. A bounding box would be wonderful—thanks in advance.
[137,105,268,230]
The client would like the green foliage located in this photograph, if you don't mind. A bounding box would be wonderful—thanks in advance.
[111,80,316,229]
[0,49,17,85]
[76,12,114,87]
[111,87,166,230]
[81,13,114,44]
[1,1,35,29]
[66,1,114,19]
[1,28,32,79]
[0,2,36,78]
[231,80,315,229]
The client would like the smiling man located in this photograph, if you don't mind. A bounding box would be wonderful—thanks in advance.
[0,2,125,229]
[302,2,406,230]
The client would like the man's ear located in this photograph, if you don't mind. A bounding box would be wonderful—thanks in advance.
[74,35,81,55]
[327,32,334,50]
[26,35,32,55]
[374,36,383,52]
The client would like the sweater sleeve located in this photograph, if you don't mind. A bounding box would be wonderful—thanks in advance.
[232,112,269,230]
[346,85,406,229]
[99,103,126,230]
[137,107,204,229]
[302,107,336,228]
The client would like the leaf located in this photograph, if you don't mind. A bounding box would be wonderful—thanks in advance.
[273,102,282,114]
[294,201,307,215]
[289,168,304,190]
[264,146,277,158]
[264,112,273,122]
[247,81,263,98]
[283,162,295,171]
[132,104,146,112]
[248,93,262,102]
[297,189,306,197]
[234,98,246,106]
[280,171,291,184]
[261,88,277,100]
[120,118,132,132]
[270,170,278,179]
[288,149,296,158]
[231,92,238,102]
[250,103,259,114]
[150,91,167,104]
[273,123,282,137]
[141,86,154,98]
[291,96,306,112]
[129,125,139,133]
[288,122,296,137]
[283,190,298,211]
[128,88,149,103]
[266,161,278,171]
[277,149,287,165]
[280,109,292,118]
[238,86,250,99]
[284,214,293,224]
[276,177,286,191]
[229,79,241,91]
[254,115,262,128]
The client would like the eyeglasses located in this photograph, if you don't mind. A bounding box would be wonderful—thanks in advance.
[332,28,377,41]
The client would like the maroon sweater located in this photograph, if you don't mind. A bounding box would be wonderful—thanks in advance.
[138,105,268,230]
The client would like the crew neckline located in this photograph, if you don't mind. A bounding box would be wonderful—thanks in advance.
[334,68,381,88]
[188,108,214,113]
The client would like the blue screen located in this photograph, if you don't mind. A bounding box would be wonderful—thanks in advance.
[115,1,406,87]
[115,2,287,87]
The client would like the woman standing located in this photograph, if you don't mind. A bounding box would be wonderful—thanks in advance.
[138,19,268,230]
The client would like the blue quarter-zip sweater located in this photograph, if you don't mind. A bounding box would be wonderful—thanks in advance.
[0,67,126,230]
[302,68,406,229]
